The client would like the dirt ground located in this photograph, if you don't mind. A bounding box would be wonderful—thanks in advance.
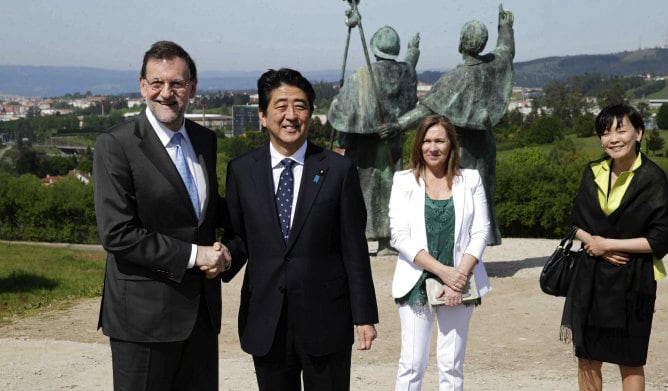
[1,238,667,391]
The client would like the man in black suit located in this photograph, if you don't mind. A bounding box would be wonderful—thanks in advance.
[223,68,379,391]
[93,41,231,391]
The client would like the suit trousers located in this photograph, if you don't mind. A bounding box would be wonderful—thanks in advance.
[395,302,474,391]
[110,297,218,391]
[252,297,353,391]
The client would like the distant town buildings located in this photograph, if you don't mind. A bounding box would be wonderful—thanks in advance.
[40,169,91,186]
[2,72,668,139]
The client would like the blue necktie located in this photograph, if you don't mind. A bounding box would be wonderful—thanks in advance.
[276,158,295,243]
[171,133,200,219]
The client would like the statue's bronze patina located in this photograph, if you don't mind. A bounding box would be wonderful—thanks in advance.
[378,5,515,245]
[329,23,420,255]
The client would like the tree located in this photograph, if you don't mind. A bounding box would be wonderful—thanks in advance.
[657,104,668,130]
[636,101,650,121]
[572,113,596,138]
[519,116,563,145]
[495,144,589,238]
[537,83,587,128]
[597,83,626,108]
[645,129,665,156]
[15,147,40,175]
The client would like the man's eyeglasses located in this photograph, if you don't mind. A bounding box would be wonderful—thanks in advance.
[145,79,192,93]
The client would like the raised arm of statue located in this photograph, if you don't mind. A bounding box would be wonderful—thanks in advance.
[405,33,420,69]
[496,5,515,59]
[498,4,514,28]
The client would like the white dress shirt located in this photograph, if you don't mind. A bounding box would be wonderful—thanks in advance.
[269,141,307,226]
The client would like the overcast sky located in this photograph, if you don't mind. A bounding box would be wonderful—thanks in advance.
[2,0,667,73]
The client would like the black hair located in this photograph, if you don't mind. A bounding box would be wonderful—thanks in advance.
[257,68,315,115]
[595,104,644,153]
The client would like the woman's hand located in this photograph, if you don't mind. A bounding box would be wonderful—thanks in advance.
[437,283,463,306]
[437,266,468,293]
[585,235,629,266]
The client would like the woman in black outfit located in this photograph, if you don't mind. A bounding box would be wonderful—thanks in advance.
[562,104,668,391]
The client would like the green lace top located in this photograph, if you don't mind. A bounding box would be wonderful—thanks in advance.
[396,194,455,306]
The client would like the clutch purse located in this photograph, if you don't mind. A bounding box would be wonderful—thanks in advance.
[425,273,479,306]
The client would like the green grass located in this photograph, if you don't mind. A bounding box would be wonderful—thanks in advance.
[0,242,105,325]
[647,83,668,99]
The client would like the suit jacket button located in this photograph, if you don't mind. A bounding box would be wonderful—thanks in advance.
[278,287,286,294]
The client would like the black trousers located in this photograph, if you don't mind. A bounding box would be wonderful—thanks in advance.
[252,301,352,391]
[110,299,218,391]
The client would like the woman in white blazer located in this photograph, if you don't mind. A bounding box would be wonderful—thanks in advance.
[389,114,491,391]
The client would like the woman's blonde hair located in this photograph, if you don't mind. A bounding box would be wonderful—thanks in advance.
[409,114,461,187]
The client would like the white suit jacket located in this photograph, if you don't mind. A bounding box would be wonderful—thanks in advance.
[389,168,492,299]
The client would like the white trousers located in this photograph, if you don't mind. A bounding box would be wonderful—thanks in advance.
[394,302,474,391]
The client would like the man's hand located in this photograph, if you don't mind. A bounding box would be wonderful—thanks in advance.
[195,242,232,279]
[377,122,401,140]
[355,324,377,350]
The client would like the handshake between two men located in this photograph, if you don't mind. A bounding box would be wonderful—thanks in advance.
[195,242,232,278]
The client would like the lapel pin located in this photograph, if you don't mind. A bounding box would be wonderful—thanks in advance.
[313,169,326,184]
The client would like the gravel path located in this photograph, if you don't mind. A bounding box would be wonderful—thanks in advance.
[1,238,667,390]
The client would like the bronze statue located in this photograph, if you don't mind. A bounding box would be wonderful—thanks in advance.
[379,5,515,245]
[329,23,420,255]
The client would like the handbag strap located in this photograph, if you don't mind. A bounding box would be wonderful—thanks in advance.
[559,225,578,251]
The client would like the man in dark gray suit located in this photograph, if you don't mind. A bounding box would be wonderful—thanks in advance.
[223,68,379,391]
[94,41,232,391]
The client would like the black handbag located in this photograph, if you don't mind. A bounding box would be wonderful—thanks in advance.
[540,226,582,297]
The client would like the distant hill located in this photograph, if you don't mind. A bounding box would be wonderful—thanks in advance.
[513,48,668,87]
[2,48,668,97]
[0,66,341,98]
[419,48,668,88]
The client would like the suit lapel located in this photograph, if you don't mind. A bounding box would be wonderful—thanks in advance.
[286,143,327,250]
[137,111,198,222]
[252,146,285,243]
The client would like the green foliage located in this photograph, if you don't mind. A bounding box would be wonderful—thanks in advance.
[312,82,338,113]
[518,116,564,146]
[535,83,587,128]
[216,131,270,194]
[6,143,92,178]
[81,112,125,131]
[597,83,627,108]
[0,243,105,323]
[0,172,97,243]
[495,142,589,238]
[646,129,665,156]
[31,113,80,137]
[627,79,665,99]
[657,104,668,130]
[572,113,596,138]
[308,117,334,149]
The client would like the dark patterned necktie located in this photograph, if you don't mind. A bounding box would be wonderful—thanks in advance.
[171,133,200,219]
[276,158,295,243]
